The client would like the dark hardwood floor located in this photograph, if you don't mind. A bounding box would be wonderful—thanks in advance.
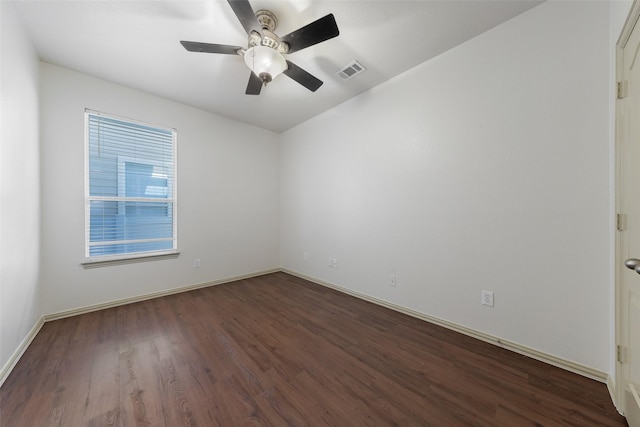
[0,272,627,426]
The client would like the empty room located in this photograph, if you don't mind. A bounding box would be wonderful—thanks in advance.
[1,0,638,425]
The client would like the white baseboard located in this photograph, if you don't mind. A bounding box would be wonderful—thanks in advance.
[0,316,44,388]
[282,268,609,383]
[45,268,280,321]
[1,269,278,387]
[608,374,625,416]
[1,268,609,392]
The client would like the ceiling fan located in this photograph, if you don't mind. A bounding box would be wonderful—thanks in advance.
[180,0,340,95]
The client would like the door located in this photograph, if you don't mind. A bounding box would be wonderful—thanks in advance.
[617,5,640,426]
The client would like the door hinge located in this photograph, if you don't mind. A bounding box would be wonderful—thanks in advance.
[617,81,629,99]
[617,345,628,363]
[617,213,627,231]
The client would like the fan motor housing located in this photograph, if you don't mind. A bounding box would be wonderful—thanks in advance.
[249,10,289,53]
[255,9,277,31]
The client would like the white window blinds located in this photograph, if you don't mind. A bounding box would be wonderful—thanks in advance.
[85,110,177,260]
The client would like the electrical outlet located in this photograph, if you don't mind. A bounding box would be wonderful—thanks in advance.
[481,290,494,307]
[303,252,308,261]
[332,258,338,268]
[328,257,333,267]
[390,275,397,287]
[194,258,201,268]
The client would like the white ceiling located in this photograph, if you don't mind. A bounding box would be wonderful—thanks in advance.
[12,0,542,133]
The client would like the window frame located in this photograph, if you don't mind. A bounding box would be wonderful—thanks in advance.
[83,109,178,264]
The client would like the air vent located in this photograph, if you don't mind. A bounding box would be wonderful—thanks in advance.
[336,60,367,80]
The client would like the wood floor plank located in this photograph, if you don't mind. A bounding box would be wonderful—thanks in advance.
[0,272,627,426]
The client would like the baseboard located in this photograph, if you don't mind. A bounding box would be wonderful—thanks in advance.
[608,375,625,416]
[1,269,278,387]
[44,268,280,321]
[282,268,609,383]
[3,268,608,392]
[0,316,44,388]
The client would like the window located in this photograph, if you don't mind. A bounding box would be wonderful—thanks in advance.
[85,110,177,261]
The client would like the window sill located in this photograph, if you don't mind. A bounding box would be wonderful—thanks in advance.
[81,251,180,268]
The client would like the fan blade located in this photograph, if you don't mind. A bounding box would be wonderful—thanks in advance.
[246,72,263,95]
[180,41,242,55]
[283,61,323,92]
[280,14,339,54]
[227,0,261,36]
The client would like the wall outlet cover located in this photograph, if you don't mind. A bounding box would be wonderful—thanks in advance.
[481,290,494,307]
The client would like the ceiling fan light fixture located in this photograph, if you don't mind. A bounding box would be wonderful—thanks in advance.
[243,45,287,84]
[180,1,340,94]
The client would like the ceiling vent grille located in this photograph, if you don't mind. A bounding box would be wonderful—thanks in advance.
[336,60,367,80]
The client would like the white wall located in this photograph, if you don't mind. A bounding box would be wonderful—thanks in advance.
[0,2,42,375]
[280,1,612,372]
[39,64,280,315]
